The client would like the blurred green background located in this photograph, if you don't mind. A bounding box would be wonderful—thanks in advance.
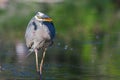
[0,0,120,80]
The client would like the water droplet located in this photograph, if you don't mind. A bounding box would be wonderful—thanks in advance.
[57,42,61,46]
[70,48,73,51]
[64,45,68,50]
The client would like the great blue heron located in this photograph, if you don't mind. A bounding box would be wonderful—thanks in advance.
[25,12,55,79]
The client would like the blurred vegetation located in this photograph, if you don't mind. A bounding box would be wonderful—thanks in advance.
[1,0,120,79]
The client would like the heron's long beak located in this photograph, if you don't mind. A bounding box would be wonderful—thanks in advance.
[43,18,52,22]
[35,15,52,22]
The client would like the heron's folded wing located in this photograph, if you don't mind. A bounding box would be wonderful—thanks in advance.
[25,20,35,48]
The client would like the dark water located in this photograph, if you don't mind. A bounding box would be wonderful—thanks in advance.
[1,33,120,80]
[0,63,120,80]
[0,63,82,80]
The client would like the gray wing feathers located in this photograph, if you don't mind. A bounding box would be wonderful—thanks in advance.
[25,19,35,48]
[25,17,51,49]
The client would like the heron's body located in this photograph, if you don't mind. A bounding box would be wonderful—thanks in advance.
[25,17,55,51]
[25,12,55,80]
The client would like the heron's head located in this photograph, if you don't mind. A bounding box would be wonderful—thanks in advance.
[35,12,52,22]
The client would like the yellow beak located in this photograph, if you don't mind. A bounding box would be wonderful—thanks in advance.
[43,18,52,22]
[36,15,52,22]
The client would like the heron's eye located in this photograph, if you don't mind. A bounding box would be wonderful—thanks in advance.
[37,16,42,19]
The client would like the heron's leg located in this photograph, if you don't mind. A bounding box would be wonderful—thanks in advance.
[40,48,47,75]
[35,49,39,72]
